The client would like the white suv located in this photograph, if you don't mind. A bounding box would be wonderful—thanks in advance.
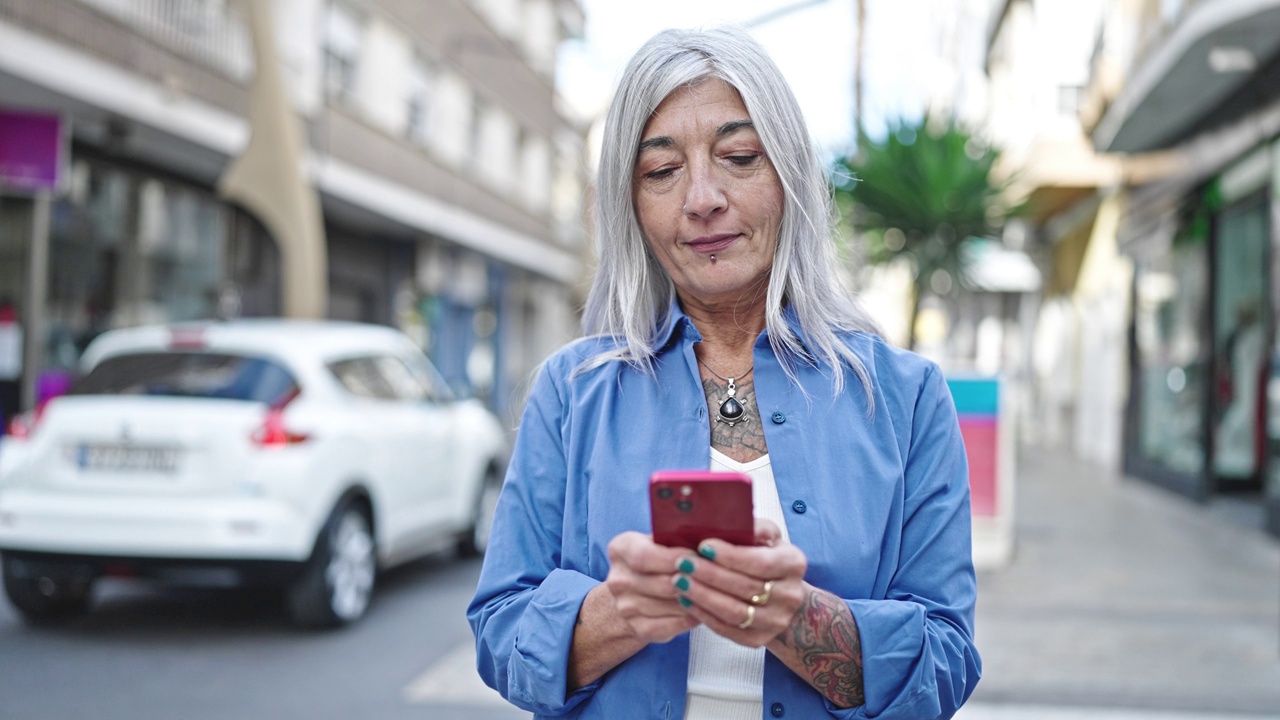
[0,320,508,627]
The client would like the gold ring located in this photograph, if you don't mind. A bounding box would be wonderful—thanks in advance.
[750,580,775,607]
[737,604,756,629]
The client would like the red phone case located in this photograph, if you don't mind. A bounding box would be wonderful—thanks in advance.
[649,470,754,549]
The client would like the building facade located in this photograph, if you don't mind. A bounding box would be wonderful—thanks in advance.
[1087,0,1280,536]
[987,0,1280,536]
[0,0,588,426]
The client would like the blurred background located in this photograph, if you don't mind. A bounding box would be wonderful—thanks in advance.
[0,0,1278,718]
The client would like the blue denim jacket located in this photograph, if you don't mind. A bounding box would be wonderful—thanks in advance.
[468,307,980,719]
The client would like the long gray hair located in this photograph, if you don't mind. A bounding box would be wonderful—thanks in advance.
[581,26,880,400]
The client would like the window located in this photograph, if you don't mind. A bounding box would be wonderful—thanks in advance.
[329,357,395,400]
[469,98,487,169]
[324,2,363,105]
[374,356,431,401]
[405,54,434,144]
[329,354,446,402]
[74,352,297,405]
[1134,228,1207,476]
[520,132,551,211]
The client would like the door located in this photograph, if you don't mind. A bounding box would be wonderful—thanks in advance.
[369,354,455,545]
[1211,194,1270,490]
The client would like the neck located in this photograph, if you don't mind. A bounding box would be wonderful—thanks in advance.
[681,297,767,374]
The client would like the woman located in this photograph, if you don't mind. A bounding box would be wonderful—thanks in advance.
[469,26,980,720]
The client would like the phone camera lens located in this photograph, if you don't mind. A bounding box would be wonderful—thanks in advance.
[677,500,693,512]
[657,487,673,499]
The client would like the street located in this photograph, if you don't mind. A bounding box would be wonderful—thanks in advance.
[0,553,526,720]
[3,445,1279,720]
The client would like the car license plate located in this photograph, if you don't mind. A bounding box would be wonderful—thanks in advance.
[69,444,182,473]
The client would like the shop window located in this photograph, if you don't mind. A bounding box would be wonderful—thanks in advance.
[1133,231,1208,476]
[226,207,281,318]
[1212,194,1270,485]
[46,158,235,375]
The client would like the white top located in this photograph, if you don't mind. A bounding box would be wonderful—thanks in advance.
[684,449,789,720]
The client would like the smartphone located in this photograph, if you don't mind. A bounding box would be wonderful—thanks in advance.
[649,470,754,549]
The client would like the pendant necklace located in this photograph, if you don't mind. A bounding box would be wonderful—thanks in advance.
[698,358,753,427]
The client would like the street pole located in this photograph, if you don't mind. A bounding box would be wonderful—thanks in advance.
[855,0,865,141]
[20,192,49,412]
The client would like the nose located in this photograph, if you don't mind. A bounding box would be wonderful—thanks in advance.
[682,160,727,219]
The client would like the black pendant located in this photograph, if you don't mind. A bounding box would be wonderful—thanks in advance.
[719,397,744,421]
[716,398,749,426]
[713,374,750,426]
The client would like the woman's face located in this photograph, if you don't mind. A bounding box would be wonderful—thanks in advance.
[632,78,784,309]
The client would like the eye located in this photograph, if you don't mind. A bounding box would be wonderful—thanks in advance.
[726,154,760,166]
[645,166,678,180]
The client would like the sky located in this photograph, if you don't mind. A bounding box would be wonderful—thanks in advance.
[556,0,989,159]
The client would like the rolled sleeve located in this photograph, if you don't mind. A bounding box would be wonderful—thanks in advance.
[839,365,982,719]
[468,360,601,716]
[507,568,602,712]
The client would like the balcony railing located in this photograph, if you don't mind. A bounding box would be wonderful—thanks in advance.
[76,0,252,81]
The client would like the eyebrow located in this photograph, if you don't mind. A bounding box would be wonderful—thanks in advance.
[637,119,757,152]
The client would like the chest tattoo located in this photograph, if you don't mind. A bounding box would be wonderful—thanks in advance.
[702,376,768,461]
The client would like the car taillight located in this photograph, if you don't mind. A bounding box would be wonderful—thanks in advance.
[251,388,309,448]
[5,403,46,441]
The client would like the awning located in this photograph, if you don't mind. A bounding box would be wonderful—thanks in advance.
[961,238,1042,293]
[1093,0,1280,153]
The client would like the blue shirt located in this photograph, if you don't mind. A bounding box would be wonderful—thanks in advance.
[468,307,981,719]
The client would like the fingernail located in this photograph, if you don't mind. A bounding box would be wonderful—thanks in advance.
[697,544,716,560]
[674,575,691,592]
[677,558,696,574]
[678,596,693,608]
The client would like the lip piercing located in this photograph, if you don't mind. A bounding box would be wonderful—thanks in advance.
[710,254,716,263]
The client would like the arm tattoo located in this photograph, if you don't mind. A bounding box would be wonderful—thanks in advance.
[702,376,768,457]
[778,589,865,708]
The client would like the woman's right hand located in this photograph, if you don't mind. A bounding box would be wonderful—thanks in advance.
[604,531,700,643]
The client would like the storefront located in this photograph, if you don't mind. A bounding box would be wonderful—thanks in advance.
[1123,140,1280,535]
[0,145,544,427]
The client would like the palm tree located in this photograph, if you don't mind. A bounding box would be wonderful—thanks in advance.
[834,114,1012,349]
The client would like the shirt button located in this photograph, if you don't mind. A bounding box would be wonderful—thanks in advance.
[791,500,807,514]
[771,411,786,424]
[771,702,785,717]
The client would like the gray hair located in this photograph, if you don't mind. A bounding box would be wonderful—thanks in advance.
[581,25,880,400]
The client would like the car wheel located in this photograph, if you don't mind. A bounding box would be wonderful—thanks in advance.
[2,557,93,624]
[459,467,502,557]
[287,500,376,628]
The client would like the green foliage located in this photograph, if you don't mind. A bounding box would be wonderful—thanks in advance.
[833,113,1014,346]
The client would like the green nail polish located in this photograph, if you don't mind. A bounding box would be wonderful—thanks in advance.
[698,544,716,560]
[677,558,696,574]
[675,576,690,592]
[678,596,693,608]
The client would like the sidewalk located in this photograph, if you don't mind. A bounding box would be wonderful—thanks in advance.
[964,446,1280,717]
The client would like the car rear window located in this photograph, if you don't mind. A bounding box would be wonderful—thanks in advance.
[71,352,298,405]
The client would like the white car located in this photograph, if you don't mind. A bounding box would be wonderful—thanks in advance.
[0,320,508,627]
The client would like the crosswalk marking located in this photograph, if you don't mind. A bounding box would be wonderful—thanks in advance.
[403,642,515,709]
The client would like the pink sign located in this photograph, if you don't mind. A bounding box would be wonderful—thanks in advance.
[0,110,63,193]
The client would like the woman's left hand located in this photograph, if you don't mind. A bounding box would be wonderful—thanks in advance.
[671,518,808,647]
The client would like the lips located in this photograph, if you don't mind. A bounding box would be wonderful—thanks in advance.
[686,233,739,253]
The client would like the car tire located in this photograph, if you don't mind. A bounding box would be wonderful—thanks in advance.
[2,556,94,624]
[459,466,502,557]
[286,500,376,628]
